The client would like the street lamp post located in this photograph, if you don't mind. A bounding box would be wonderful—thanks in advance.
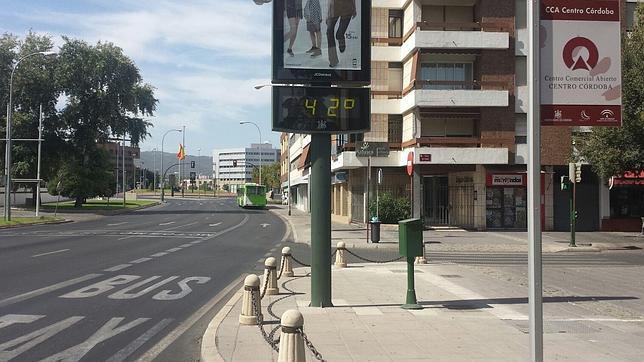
[161,128,182,202]
[153,147,157,195]
[4,50,56,221]
[240,121,262,185]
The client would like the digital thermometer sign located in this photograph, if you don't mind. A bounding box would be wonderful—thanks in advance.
[272,86,370,134]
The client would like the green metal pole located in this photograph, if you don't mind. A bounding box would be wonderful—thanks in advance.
[402,256,422,309]
[310,133,332,307]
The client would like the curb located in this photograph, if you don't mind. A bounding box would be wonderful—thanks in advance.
[554,246,601,252]
[0,218,72,229]
[200,288,244,362]
[269,208,300,244]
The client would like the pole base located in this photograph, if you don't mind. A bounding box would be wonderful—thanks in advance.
[568,243,577,247]
[401,303,423,310]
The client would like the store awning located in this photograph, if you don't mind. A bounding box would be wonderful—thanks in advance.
[298,144,311,170]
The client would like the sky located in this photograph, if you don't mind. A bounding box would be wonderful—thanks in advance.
[0,0,276,156]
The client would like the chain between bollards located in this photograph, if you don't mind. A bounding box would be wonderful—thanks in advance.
[260,269,271,300]
[344,248,404,264]
[298,328,326,361]
[251,288,280,352]
[276,255,286,280]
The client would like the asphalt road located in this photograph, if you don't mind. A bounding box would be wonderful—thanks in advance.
[0,197,286,361]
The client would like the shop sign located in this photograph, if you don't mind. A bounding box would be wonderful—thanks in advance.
[419,154,431,162]
[609,171,644,188]
[487,174,526,187]
[355,141,389,157]
[335,172,347,182]
[540,0,622,126]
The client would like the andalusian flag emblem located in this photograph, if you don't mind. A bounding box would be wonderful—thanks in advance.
[176,144,186,160]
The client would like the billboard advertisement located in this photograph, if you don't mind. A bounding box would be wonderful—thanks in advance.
[540,0,621,126]
[272,0,370,84]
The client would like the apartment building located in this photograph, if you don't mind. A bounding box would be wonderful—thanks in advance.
[99,142,140,192]
[281,0,641,231]
[213,143,279,193]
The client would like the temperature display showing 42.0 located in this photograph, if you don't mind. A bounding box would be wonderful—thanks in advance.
[272,86,370,134]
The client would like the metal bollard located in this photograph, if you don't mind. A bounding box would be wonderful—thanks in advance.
[281,247,294,277]
[264,257,279,295]
[334,241,347,268]
[239,274,261,325]
[278,310,305,362]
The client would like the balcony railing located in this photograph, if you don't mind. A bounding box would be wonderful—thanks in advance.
[402,137,482,148]
[404,79,509,96]
[416,21,513,33]
[371,37,403,46]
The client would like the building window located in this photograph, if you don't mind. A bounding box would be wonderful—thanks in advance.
[389,10,403,38]
[420,63,473,90]
[388,115,403,143]
[421,118,476,137]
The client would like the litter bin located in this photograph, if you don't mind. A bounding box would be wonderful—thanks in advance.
[370,218,381,243]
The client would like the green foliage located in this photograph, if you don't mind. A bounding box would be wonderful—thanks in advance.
[369,192,411,224]
[251,161,281,189]
[577,3,644,178]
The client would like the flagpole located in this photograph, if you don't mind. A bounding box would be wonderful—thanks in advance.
[181,125,186,197]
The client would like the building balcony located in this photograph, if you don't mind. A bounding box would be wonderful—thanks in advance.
[373,22,510,62]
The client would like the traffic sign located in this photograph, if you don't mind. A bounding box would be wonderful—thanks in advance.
[406,152,414,177]
[377,168,383,185]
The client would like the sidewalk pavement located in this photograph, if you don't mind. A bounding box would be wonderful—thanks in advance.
[205,205,644,361]
[270,205,643,253]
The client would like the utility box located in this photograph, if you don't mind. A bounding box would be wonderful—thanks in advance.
[398,218,423,257]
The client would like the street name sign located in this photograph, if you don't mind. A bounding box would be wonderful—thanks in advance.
[540,0,621,126]
[355,141,389,157]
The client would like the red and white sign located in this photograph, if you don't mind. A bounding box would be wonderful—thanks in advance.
[609,171,644,188]
[540,0,621,126]
[406,152,414,176]
[486,174,526,187]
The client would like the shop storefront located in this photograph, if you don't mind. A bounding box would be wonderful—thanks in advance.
[602,171,644,231]
[485,173,527,229]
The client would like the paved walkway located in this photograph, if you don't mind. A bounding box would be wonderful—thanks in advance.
[206,206,644,361]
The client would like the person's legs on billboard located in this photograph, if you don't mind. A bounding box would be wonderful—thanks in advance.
[326,16,339,67]
[286,0,303,56]
[335,15,352,53]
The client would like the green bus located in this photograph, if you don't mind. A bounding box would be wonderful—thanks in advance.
[236,183,267,208]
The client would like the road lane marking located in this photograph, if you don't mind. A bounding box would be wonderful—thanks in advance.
[0,274,102,308]
[178,243,192,248]
[162,221,198,230]
[0,316,84,360]
[130,258,152,264]
[103,264,132,272]
[158,222,175,226]
[165,248,182,253]
[208,222,222,227]
[32,249,70,258]
[150,252,168,257]
[107,222,129,226]
[105,319,173,362]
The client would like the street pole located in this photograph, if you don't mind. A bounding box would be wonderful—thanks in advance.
[528,1,543,361]
[35,105,43,218]
[122,133,126,208]
[309,133,332,307]
[161,129,182,202]
[287,133,291,216]
[181,125,186,197]
[570,181,576,247]
[153,147,157,195]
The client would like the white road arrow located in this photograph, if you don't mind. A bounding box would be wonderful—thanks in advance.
[260,223,270,228]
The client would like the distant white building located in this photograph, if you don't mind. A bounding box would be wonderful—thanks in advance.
[213,143,279,193]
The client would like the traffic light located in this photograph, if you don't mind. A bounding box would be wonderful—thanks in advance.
[190,161,195,169]
[561,176,570,191]
[574,210,578,219]
[189,171,196,181]
[575,162,582,183]
[233,160,237,167]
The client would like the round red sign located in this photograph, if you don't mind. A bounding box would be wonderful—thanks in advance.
[406,152,414,176]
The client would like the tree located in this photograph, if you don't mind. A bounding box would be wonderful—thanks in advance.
[54,38,157,206]
[251,161,281,189]
[0,32,63,204]
[577,4,644,179]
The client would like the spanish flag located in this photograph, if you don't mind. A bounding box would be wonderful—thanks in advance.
[176,144,186,160]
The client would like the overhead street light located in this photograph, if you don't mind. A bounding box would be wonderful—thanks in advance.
[161,128,182,202]
[4,50,57,221]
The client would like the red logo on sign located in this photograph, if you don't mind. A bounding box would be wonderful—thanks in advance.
[563,37,599,71]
